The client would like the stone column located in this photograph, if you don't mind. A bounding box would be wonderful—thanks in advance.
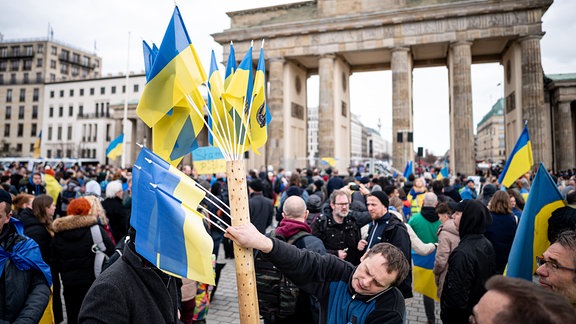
[520,35,551,167]
[318,54,336,160]
[449,41,475,176]
[266,57,285,169]
[556,101,575,170]
[391,47,413,170]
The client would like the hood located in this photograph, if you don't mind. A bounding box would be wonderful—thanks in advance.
[458,199,491,237]
[306,194,323,213]
[14,208,40,227]
[275,218,312,238]
[52,215,98,233]
[438,218,459,236]
[420,206,439,222]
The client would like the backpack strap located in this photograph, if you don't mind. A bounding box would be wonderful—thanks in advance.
[287,231,311,245]
[90,225,107,276]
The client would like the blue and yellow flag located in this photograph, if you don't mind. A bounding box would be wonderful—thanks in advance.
[498,124,534,188]
[132,147,214,285]
[224,42,236,90]
[505,162,565,281]
[412,251,438,301]
[248,47,270,155]
[207,50,234,149]
[106,133,124,160]
[223,45,253,152]
[33,131,42,158]
[437,163,449,180]
[137,7,206,165]
[403,161,413,179]
[142,40,157,81]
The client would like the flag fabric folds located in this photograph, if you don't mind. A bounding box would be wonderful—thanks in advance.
[505,162,565,281]
[403,161,413,179]
[132,147,214,285]
[248,47,271,155]
[224,43,236,90]
[207,50,232,149]
[412,251,438,301]
[33,131,42,158]
[106,134,124,160]
[437,165,449,180]
[137,6,207,165]
[498,124,534,188]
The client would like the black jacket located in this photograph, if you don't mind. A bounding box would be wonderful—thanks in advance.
[441,200,496,324]
[79,242,181,323]
[102,197,130,244]
[249,192,274,234]
[364,213,413,299]
[52,215,115,286]
[16,208,52,264]
[311,204,364,265]
[264,238,405,324]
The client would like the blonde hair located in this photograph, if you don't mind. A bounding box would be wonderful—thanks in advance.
[84,195,109,225]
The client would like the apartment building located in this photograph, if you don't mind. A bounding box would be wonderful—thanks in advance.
[476,97,505,163]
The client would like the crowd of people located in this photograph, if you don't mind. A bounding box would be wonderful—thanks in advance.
[1,160,576,323]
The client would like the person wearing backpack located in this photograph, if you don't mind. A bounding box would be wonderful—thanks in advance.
[227,222,409,324]
[256,196,326,324]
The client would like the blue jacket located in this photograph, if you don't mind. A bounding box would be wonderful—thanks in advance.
[265,238,405,324]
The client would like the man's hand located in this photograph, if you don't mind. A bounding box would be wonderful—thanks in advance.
[225,223,274,253]
[337,249,348,260]
[357,239,368,251]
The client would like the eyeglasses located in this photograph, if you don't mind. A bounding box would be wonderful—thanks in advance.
[536,256,576,273]
[334,202,350,207]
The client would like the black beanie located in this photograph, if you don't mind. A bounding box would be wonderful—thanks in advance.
[370,190,389,208]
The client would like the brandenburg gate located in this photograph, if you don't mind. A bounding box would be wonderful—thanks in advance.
[213,0,554,176]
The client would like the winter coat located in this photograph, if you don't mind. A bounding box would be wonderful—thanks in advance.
[101,197,129,244]
[433,219,459,299]
[485,212,517,274]
[440,200,496,324]
[248,192,274,234]
[390,211,435,256]
[79,242,181,323]
[408,206,441,244]
[311,204,363,265]
[52,215,115,286]
[16,208,52,264]
[0,220,50,323]
[19,175,46,196]
[364,212,413,298]
[264,238,405,324]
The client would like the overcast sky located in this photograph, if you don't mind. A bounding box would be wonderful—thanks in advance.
[1,0,575,157]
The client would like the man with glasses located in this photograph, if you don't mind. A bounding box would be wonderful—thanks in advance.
[311,189,367,265]
[536,230,576,307]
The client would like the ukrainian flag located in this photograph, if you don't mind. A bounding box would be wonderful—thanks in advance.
[505,162,565,281]
[224,42,236,90]
[412,251,438,301]
[223,45,253,152]
[498,124,534,188]
[137,7,206,165]
[33,131,42,158]
[321,157,336,167]
[207,50,233,149]
[106,133,124,160]
[248,47,271,155]
[403,161,413,178]
[437,166,449,180]
[132,147,214,285]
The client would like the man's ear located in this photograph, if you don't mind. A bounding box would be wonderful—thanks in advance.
[360,251,367,262]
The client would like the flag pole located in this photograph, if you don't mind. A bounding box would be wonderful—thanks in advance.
[227,160,260,324]
[121,32,130,169]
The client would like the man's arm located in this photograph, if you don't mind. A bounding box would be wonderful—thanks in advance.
[16,271,50,323]
[440,250,474,323]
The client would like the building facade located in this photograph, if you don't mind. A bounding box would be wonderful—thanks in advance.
[476,98,505,163]
[0,38,101,157]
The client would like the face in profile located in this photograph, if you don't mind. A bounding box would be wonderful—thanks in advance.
[536,243,576,304]
[351,253,398,296]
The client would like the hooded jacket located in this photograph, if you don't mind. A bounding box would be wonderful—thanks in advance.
[20,173,46,196]
[440,200,496,324]
[408,206,441,244]
[433,219,459,299]
[16,207,52,264]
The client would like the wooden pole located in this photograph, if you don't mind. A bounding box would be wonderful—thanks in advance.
[226,160,260,324]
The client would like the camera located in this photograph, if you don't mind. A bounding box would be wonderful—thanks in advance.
[349,184,360,191]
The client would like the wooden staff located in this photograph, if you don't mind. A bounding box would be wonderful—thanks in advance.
[226,160,260,324]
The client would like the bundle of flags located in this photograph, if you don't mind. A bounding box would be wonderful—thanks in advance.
[137,6,271,164]
[132,147,215,284]
[106,133,124,160]
[498,123,534,188]
[505,162,566,280]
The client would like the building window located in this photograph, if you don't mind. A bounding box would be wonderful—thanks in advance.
[18,106,24,119]
[0,61,6,72]
[11,60,19,71]
[3,124,10,137]
[133,84,139,92]
[11,46,19,56]
[33,88,39,102]
[5,106,11,119]
[37,58,43,67]
[56,149,62,157]
[2,143,9,152]
[37,44,44,53]
[51,46,57,55]
[16,144,22,152]
[92,149,96,158]
[111,86,116,94]
[24,59,32,71]
[49,106,54,117]
[6,89,12,102]
[79,105,84,116]
[67,126,72,140]
[31,123,37,136]
[50,60,56,69]
[0,74,3,85]
[100,87,105,95]
[79,88,84,96]
[47,127,52,140]
[32,105,38,119]
[71,66,79,76]
[90,88,94,95]
[19,89,25,102]
[17,123,23,137]
[122,85,126,93]
[24,45,33,56]
[58,106,63,117]
[30,143,35,152]
[50,74,55,82]
[23,73,29,84]
[61,49,69,60]
[69,89,74,97]
[66,149,72,158]
[47,149,51,158]
[0,47,6,57]
[59,90,64,98]
[10,73,16,84]
[36,73,42,83]
[57,126,62,140]
[68,105,73,116]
